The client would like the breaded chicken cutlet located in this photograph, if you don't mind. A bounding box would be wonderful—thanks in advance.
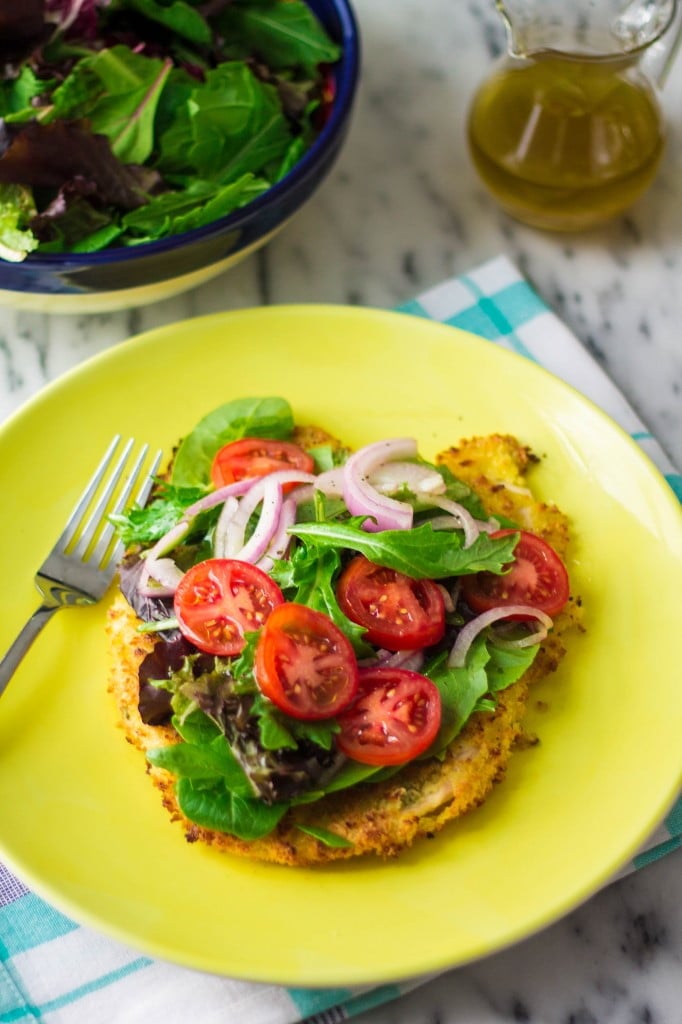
[107,430,581,866]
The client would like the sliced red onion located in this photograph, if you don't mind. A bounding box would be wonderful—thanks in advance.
[436,583,456,613]
[222,480,265,556]
[384,649,425,672]
[424,495,479,549]
[491,623,550,649]
[143,520,190,562]
[342,438,417,532]
[448,606,553,669]
[236,476,283,564]
[370,461,446,496]
[257,469,317,489]
[137,557,185,597]
[213,496,240,559]
[357,648,424,671]
[257,497,298,572]
[141,481,254,564]
[184,478,254,518]
[314,467,345,496]
[221,470,316,558]
[357,648,395,668]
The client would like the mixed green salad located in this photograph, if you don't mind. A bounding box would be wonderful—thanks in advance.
[0,0,341,261]
[112,397,570,846]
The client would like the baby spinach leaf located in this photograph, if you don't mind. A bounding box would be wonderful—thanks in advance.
[0,66,52,120]
[486,641,539,692]
[111,0,212,46]
[426,639,492,754]
[425,635,540,755]
[318,759,383,793]
[296,824,353,849]
[176,777,289,839]
[155,62,291,182]
[171,707,221,745]
[172,396,294,487]
[218,0,341,74]
[47,46,172,164]
[147,735,254,796]
[289,521,520,580]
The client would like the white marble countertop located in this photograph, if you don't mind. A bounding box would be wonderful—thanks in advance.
[1,2,680,1022]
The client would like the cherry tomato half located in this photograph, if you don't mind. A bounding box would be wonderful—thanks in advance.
[336,555,446,650]
[254,603,359,720]
[462,529,570,618]
[174,559,284,656]
[336,666,442,766]
[210,437,315,490]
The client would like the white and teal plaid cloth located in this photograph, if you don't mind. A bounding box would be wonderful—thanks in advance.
[1,255,680,1024]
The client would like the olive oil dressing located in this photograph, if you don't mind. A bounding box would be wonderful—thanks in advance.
[466,1,682,231]
[467,55,665,230]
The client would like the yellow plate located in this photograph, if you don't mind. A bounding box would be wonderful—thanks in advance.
[0,306,680,987]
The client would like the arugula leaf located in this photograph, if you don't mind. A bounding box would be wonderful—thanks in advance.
[121,173,269,242]
[270,543,372,656]
[109,483,207,545]
[289,520,520,580]
[217,0,341,75]
[176,776,288,840]
[171,396,294,487]
[432,462,488,519]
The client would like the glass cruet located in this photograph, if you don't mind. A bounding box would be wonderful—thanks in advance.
[466,0,682,230]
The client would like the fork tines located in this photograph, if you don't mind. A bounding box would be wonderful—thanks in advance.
[58,437,163,569]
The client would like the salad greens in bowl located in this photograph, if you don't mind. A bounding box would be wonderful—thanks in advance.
[0,0,359,312]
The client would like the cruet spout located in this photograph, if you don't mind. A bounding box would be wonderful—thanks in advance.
[493,0,679,61]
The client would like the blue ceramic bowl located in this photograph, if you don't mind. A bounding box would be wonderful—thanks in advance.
[0,0,360,314]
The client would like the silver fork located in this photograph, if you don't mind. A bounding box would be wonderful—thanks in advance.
[0,436,163,698]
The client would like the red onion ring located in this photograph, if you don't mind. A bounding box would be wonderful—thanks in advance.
[137,556,185,598]
[184,478,254,518]
[448,605,553,668]
[213,496,240,559]
[370,460,446,496]
[257,497,298,572]
[342,438,417,532]
[314,467,345,496]
[383,649,425,672]
[236,476,284,564]
[424,495,479,548]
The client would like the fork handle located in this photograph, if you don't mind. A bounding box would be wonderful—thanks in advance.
[0,606,57,698]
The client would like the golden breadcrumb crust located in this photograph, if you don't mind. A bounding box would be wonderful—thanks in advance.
[106,433,582,865]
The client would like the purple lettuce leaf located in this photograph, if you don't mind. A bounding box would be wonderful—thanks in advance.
[0,118,154,210]
[0,2,51,69]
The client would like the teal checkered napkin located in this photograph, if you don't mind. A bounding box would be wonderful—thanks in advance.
[1,255,680,1024]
